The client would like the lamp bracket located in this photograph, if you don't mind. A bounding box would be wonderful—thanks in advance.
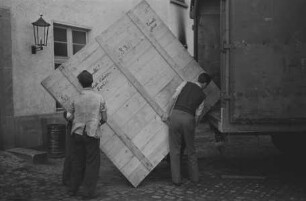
[31,45,43,54]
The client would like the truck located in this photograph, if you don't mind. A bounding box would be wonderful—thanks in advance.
[190,0,306,154]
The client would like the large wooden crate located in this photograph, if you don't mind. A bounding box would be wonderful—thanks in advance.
[41,0,220,187]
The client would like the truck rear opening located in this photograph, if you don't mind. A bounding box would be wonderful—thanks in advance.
[192,0,306,154]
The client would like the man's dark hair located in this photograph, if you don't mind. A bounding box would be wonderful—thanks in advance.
[77,70,93,88]
[198,73,211,84]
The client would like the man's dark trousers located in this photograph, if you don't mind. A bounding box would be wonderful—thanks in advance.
[69,133,100,196]
[169,109,199,184]
[62,121,75,186]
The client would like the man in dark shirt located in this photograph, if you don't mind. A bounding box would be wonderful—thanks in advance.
[164,72,211,185]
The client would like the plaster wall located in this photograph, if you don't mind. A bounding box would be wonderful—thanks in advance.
[168,0,194,56]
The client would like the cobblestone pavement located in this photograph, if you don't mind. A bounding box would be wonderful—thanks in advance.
[1,123,306,201]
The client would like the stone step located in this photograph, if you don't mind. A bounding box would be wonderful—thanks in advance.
[6,147,48,164]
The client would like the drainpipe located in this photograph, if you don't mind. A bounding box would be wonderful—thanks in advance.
[190,0,199,60]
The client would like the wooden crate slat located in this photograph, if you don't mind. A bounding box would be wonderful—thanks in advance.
[142,60,177,100]
[99,124,116,145]
[127,7,185,81]
[126,48,171,87]
[163,38,193,70]
[112,146,134,170]
[132,115,164,149]
[181,59,205,82]
[96,32,166,119]
[102,133,135,171]
[154,76,183,111]
[107,117,154,171]
[120,157,149,187]
[111,93,147,127]
[102,132,125,158]
[41,67,82,109]
[128,1,168,42]
[141,127,168,157]
[121,103,156,140]
[122,39,152,69]
[100,133,134,171]
[93,66,138,115]
[64,41,102,76]
[146,134,169,164]
[126,163,149,187]
[104,83,137,116]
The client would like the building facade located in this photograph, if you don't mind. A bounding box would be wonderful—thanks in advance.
[0,0,194,149]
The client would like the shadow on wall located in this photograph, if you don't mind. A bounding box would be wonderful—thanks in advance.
[176,7,187,49]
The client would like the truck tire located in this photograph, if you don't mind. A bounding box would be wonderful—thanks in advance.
[271,133,306,155]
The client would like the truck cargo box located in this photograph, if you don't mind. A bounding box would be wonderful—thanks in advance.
[193,0,306,133]
[42,0,220,187]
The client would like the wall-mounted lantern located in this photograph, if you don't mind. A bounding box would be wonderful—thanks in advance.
[31,15,50,54]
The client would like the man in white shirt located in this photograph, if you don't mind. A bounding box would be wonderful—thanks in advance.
[66,70,107,199]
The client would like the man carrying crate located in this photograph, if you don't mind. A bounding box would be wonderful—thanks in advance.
[65,70,107,199]
[163,73,211,186]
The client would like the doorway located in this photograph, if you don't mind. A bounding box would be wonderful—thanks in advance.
[194,0,221,88]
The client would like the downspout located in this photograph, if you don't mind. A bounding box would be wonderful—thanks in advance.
[190,0,199,60]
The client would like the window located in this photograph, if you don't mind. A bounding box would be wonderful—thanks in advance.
[53,24,89,110]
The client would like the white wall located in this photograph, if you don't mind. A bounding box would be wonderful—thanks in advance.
[168,0,194,56]
[0,0,194,116]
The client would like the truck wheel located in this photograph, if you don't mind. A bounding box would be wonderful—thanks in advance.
[271,133,306,155]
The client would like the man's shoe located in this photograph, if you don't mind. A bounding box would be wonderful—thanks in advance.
[67,190,77,196]
[190,177,200,183]
[62,180,70,186]
[81,192,100,200]
[172,182,182,186]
